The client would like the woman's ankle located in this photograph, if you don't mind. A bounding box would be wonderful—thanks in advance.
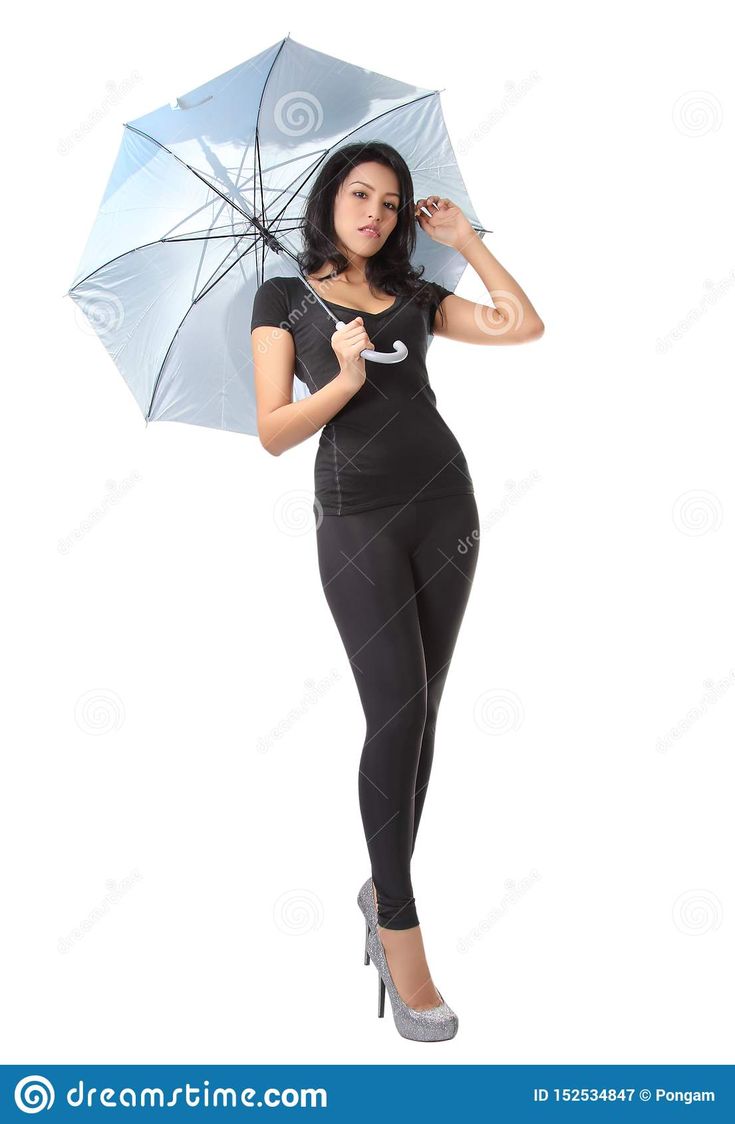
[377,923,443,1010]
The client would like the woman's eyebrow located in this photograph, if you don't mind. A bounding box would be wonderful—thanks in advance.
[349,179,401,199]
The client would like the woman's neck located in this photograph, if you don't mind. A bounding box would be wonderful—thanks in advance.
[316,258,369,286]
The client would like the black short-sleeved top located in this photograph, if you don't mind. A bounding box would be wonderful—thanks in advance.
[250,275,474,516]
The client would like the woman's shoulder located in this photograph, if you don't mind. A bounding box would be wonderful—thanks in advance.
[252,274,302,312]
[251,275,303,334]
[257,274,297,293]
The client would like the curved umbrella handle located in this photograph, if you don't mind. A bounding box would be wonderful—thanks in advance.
[334,320,408,364]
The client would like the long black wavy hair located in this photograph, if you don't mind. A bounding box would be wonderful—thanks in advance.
[296,141,446,329]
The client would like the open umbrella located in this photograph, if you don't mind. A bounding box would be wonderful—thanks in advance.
[66,33,490,436]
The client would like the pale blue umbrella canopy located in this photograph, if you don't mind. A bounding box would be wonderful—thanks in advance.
[67,33,490,435]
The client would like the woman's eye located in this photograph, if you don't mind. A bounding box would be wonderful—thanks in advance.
[353,190,397,211]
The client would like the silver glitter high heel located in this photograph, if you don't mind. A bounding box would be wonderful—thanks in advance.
[356,878,459,1042]
[357,876,378,951]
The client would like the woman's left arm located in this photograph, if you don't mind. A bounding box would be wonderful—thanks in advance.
[416,195,545,346]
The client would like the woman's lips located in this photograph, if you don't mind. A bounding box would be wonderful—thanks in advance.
[359,228,380,239]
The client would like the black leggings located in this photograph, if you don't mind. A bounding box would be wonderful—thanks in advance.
[315,493,480,930]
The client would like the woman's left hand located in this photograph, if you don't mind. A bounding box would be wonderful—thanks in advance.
[414,195,475,250]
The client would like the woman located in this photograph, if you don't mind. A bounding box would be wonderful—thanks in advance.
[250,142,544,1041]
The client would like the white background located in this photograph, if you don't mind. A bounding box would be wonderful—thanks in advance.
[3,1,732,1064]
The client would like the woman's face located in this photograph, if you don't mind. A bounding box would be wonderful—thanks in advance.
[331,161,401,262]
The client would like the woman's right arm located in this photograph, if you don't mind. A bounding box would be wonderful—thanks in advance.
[251,318,374,456]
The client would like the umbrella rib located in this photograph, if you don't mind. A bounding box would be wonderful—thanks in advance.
[193,234,255,302]
[163,231,261,241]
[67,238,195,293]
[145,240,262,421]
[67,210,249,295]
[253,38,290,286]
[124,123,252,222]
[68,130,265,295]
[68,232,258,298]
[126,78,290,418]
[156,37,287,424]
[68,123,283,419]
[122,124,289,277]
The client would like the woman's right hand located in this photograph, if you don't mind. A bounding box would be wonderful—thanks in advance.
[331,317,375,390]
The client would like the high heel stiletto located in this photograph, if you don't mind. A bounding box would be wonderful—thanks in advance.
[356,877,459,1042]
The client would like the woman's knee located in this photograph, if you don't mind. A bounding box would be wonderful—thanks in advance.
[362,688,427,755]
